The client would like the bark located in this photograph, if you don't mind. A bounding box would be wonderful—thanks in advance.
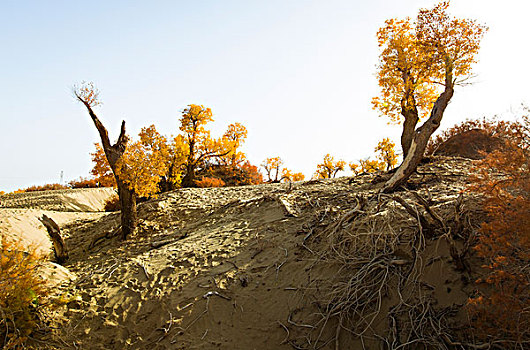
[400,68,420,158]
[401,107,419,158]
[76,94,137,238]
[181,164,196,188]
[383,64,454,193]
[118,179,137,240]
[38,215,68,264]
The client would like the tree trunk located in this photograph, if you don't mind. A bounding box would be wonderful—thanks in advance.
[75,93,137,239]
[118,179,137,240]
[181,163,196,188]
[38,215,68,264]
[383,67,454,193]
[401,107,419,158]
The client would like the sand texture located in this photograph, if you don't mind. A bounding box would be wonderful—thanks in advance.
[2,158,490,349]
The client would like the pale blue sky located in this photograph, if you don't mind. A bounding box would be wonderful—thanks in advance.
[1,0,528,191]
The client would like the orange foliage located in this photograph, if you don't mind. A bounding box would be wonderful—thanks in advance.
[116,125,171,198]
[203,161,263,187]
[467,112,530,344]
[427,116,526,155]
[0,239,47,349]
[261,157,284,182]
[90,143,117,187]
[69,177,99,188]
[195,177,226,188]
[282,169,305,182]
[314,154,346,179]
[373,2,487,124]
[374,138,398,171]
[17,183,69,193]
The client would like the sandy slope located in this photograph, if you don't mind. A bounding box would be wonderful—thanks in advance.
[0,188,114,253]
[14,157,490,350]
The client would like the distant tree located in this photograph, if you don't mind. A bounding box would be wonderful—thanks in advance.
[374,138,398,171]
[69,177,99,188]
[282,168,305,182]
[179,104,230,187]
[262,157,284,183]
[314,154,346,179]
[158,134,187,192]
[221,122,248,167]
[74,82,136,239]
[372,2,487,192]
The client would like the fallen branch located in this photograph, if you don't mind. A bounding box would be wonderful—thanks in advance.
[38,214,68,264]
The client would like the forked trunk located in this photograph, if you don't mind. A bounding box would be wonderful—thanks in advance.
[75,93,137,239]
[383,72,454,193]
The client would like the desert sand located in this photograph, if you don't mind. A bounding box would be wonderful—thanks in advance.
[1,158,488,349]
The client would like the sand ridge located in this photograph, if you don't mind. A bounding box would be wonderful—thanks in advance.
[3,158,488,349]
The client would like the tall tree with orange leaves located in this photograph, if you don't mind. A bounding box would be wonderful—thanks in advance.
[179,104,230,187]
[373,2,487,192]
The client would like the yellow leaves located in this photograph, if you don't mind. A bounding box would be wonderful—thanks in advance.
[1,239,47,348]
[179,104,214,136]
[349,137,398,174]
[314,154,346,179]
[282,169,305,182]
[262,157,284,182]
[115,126,171,198]
[373,1,486,123]
[374,137,398,171]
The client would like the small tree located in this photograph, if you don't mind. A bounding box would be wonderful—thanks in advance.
[314,154,346,179]
[74,82,136,239]
[374,137,398,171]
[373,2,487,192]
[261,157,284,183]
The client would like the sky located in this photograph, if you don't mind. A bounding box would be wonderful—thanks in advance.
[1,0,529,192]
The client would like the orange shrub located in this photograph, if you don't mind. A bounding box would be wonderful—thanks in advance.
[22,183,69,192]
[0,239,47,349]
[467,113,529,345]
[427,116,526,155]
[195,177,226,188]
[69,177,99,188]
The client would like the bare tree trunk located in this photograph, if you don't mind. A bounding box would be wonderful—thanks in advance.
[383,67,454,193]
[401,108,419,158]
[181,163,196,188]
[38,215,68,264]
[400,69,420,158]
[118,179,137,240]
[75,94,137,239]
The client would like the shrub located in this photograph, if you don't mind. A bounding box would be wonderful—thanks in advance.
[467,112,529,345]
[104,195,121,212]
[195,177,225,188]
[426,116,526,156]
[22,183,69,192]
[69,177,99,188]
[0,239,47,349]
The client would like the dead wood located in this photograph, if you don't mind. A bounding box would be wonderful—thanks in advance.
[38,214,68,264]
